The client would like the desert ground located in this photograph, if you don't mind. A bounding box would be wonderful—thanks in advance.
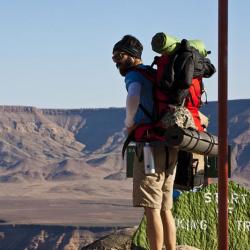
[0,176,248,227]
[0,180,144,227]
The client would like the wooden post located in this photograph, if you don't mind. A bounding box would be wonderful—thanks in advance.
[218,0,229,249]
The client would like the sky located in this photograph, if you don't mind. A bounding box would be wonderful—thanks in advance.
[0,0,249,109]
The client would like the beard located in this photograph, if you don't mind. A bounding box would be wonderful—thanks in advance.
[117,57,135,77]
[118,66,128,76]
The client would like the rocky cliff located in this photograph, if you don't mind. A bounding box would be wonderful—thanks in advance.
[0,224,115,250]
[0,106,125,182]
[0,225,200,250]
[200,99,250,185]
[0,100,249,186]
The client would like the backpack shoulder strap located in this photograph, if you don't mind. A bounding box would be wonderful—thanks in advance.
[130,66,157,83]
[129,66,157,122]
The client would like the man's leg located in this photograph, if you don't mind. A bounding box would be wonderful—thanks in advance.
[133,146,171,250]
[161,147,178,249]
[161,209,176,250]
[144,207,164,250]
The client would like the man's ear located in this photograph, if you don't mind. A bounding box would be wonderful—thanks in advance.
[126,56,135,66]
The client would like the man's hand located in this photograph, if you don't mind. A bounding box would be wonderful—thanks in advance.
[126,124,137,135]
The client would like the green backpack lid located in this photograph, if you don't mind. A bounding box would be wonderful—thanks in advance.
[188,39,208,57]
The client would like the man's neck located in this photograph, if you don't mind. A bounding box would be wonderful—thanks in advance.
[134,59,142,66]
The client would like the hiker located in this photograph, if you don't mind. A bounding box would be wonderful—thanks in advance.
[112,34,178,250]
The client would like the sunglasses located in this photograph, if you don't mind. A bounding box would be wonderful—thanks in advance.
[112,52,126,62]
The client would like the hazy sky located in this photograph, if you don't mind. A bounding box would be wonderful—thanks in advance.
[0,1,249,109]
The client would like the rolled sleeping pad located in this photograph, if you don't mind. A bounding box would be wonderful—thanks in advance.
[164,126,218,156]
[151,32,208,57]
[151,32,180,54]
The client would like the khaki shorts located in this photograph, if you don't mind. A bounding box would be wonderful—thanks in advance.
[133,145,178,210]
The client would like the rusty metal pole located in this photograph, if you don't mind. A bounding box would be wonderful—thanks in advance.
[218,0,228,250]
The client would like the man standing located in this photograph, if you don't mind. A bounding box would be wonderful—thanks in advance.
[112,35,178,250]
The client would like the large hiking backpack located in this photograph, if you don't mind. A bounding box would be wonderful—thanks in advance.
[122,36,216,157]
[151,38,216,110]
[131,39,215,130]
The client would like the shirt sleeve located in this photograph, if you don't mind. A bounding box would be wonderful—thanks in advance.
[125,82,141,128]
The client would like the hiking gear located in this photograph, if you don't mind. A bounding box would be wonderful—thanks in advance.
[175,151,195,190]
[122,124,218,159]
[161,105,196,129]
[122,34,216,157]
[130,65,173,118]
[131,65,204,129]
[143,143,155,174]
[184,78,204,130]
[150,38,215,129]
[155,39,215,92]
[126,144,136,178]
[189,40,209,57]
[151,34,216,110]
[175,151,206,190]
[164,126,218,156]
[151,32,180,55]
[149,44,215,109]
[113,35,143,59]
[117,46,142,59]
[151,32,209,57]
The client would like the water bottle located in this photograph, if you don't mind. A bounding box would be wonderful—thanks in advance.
[143,143,155,175]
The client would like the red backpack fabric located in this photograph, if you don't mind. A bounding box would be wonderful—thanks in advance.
[153,55,174,116]
[185,77,204,131]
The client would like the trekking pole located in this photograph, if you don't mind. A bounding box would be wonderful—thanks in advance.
[218,0,228,250]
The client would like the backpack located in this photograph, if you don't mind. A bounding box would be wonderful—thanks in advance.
[151,39,216,109]
[122,37,216,157]
[174,151,195,190]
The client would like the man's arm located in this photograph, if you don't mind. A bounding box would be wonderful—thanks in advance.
[125,82,141,133]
